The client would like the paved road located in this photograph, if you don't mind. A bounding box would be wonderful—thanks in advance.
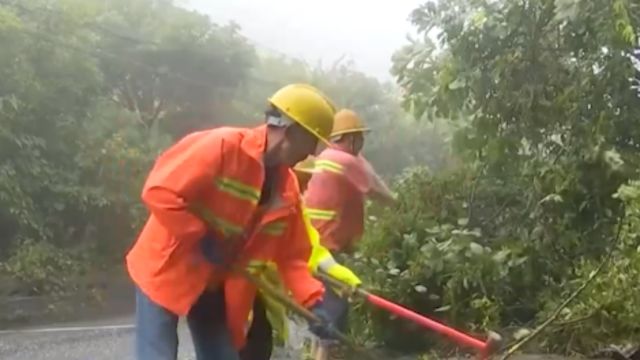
[0,311,590,360]
[0,317,302,360]
[0,317,185,360]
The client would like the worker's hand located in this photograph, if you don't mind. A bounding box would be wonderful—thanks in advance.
[200,232,224,265]
[309,301,341,340]
[324,263,362,290]
[308,288,348,340]
[309,305,337,340]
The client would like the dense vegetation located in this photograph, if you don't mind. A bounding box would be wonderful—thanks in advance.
[348,0,640,356]
[1,0,639,357]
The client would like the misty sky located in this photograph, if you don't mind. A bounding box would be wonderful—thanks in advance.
[184,0,424,80]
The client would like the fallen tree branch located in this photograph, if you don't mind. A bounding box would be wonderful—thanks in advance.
[499,213,626,360]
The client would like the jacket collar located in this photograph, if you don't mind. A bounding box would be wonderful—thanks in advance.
[241,124,268,163]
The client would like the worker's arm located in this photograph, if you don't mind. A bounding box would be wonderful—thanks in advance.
[141,132,223,243]
[276,204,325,308]
[303,207,360,340]
[304,208,362,288]
[359,155,397,205]
[343,155,396,206]
[310,244,363,288]
[366,168,397,206]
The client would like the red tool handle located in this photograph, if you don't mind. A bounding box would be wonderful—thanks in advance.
[317,272,499,358]
[364,292,488,352]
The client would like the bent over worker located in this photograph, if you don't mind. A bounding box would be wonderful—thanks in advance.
[126,83,346,360]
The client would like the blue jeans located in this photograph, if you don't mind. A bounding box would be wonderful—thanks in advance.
[135,286,239,360]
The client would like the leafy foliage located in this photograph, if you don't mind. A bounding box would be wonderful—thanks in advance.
[2,239,84,296]
[310,60,452,178]
[535,181,640,353]
[0,0,254,292]
[350,166,543,352]
[346,0,640,355]
[94,0,257,138]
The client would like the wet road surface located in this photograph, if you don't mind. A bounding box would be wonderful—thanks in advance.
[0,317,302,360]
[0,314,591,360]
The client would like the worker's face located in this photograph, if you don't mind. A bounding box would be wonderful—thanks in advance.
[338,132,364,155]
[349,132,365,154]
[281,124,319,166]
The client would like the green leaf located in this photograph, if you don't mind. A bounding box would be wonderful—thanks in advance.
[448,78,465,90]
[469,242,484,255]
[414,285,428,293]
[492,249,510,263]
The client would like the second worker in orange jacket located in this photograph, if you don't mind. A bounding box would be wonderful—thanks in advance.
[300,108,396,360]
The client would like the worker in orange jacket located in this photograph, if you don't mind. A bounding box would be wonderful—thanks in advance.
[126,84,347,360]
[301,108,396,360]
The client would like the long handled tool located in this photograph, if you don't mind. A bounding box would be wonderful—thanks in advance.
[238,267,383,360]
[318,273,502,359]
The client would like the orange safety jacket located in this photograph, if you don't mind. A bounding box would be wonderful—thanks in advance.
[303,144,389,252]
[125,125,324,349]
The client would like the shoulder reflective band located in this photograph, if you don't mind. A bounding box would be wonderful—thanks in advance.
[313,159,344,174]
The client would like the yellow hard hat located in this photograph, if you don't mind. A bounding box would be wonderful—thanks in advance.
[268,84,336,144]
[331,109,371,137]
